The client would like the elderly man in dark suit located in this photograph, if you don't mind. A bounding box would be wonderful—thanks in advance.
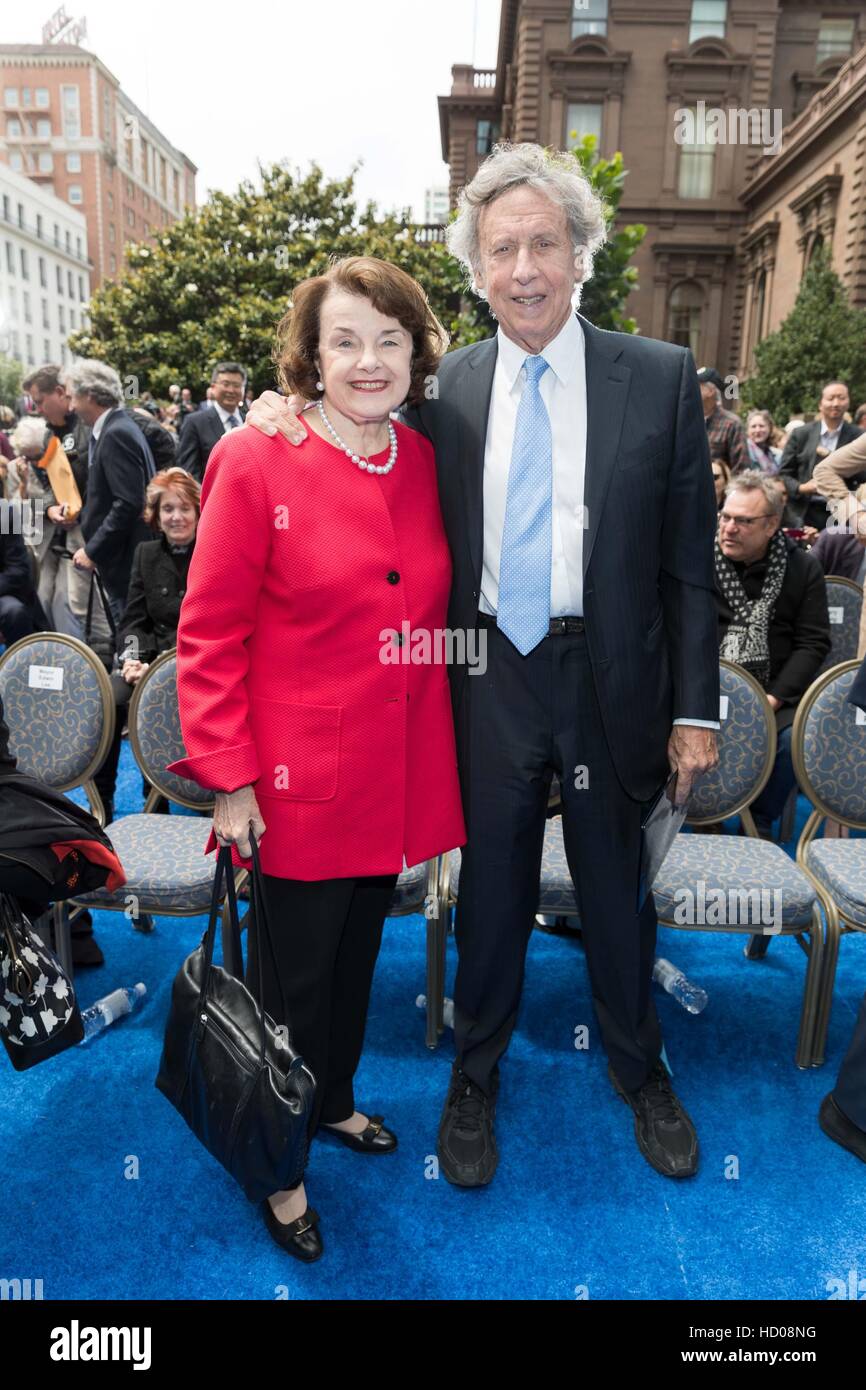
[245,143,721,1185]
[66,360,155,628]
[778,383,863,532]
[176,362,247,483]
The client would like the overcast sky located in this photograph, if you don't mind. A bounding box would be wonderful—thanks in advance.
[10,0,502,218]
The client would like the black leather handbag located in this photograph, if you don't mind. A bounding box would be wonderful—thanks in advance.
[0,891,84,1071]
[155,834,315,1203]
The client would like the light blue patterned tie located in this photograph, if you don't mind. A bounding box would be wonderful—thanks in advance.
[496,355,552,655]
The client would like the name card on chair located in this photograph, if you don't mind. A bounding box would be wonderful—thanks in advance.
[828,607,844,624]
[719,695,729,720]
[856,707,866,727]
[28,665,64,690]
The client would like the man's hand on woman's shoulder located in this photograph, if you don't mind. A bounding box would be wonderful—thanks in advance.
[245,391,307,446]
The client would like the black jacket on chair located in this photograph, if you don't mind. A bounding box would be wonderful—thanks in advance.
[0,519,49,636]
[716,535,832,731]
[80,408,155,602]
[176,404,246,484]
[779,420,864,531]
[119,532,194,665]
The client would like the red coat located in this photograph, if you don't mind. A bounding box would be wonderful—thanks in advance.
[166,416,466,879]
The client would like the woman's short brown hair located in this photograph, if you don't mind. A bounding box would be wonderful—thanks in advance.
[273,256,449,406]
[145,466,202,531]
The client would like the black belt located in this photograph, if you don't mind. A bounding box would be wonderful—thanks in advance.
[478,611,584,635]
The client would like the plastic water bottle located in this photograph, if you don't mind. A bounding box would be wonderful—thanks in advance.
[652,959,708,1015]
[79,984,147,1042]
[416,994,455,1029]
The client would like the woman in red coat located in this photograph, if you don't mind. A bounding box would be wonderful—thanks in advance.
[166,257,466,1263]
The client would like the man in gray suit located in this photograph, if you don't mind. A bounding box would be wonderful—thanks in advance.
[778,383,863,532]
[246,143,720,1185]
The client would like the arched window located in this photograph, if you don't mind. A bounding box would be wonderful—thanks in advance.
[668,280,704,357]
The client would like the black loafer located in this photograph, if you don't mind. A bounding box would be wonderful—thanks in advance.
[819,1093,866,1164]
[261,1200,323,1262]
[319,1115,397,1153]
[610,1060,699,1178]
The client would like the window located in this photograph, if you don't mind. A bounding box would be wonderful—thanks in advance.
[37,153,53,173]
[65,230,71,253]
[61,84,80,139]
[58,304,65,333]
[10,330,19,356]
[107,190,114,212]
[110,253,117,274]
[476,119,499,155]
[44,338,50,358]
[678,106,716,197]
[36,117,51,137]
[42,299,49,329]
[689,0,727,44]
[70,308,76,328]
[4,87,18,106]
[68,185,83,205]
[108,222,116,244]
[38,256,46,288]
[126,206,135,227]
[60,342,67,365]
[35,214,42,238]
[19,248,29,280]
[66,152,81,172]
[572,0,608,39]
[8,153,22,172]
[78,275,85,301]
[566,102,603,148]
[752,270,767,346]
[23,291,31,324]
[816,18,855,64]
[102,89,111,140]
[22,88,30,107]
[25,333,33,364]
[1,195,7,220]
[17,203,23,228]
[7,118,21,137]
[67,270,74,297]
[56,265,63,294]
[35,88,49,108]
[668,281,704,357]
[76,236,81,258]
[5,242,13,274]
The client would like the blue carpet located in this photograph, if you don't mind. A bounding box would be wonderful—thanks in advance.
[2,740,865,1300]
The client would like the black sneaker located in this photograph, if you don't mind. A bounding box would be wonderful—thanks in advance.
[819,1093,866,1164]
[609,1059,698,1178]
[437,1065,498,1187]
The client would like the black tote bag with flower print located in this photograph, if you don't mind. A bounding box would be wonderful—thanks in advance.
[0,892,84,1071]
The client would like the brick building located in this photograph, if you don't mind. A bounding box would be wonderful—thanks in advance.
[0,43,197,291]
[438,1,866,378]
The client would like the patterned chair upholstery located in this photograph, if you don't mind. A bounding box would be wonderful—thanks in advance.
[792,660,866,1064]
[819,577,862,677]
[439,661,823,1067]
[128,650,213,810]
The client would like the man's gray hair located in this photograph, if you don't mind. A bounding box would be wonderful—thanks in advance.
[725,471,785,518]
[446,142,608,297]
[65,359,124,408]
[10,416,47,455]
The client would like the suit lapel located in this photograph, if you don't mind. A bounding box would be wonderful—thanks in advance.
[460,337,497,593]
[579,314,630,579]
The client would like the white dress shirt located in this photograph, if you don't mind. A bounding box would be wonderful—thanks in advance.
[212,400,242,432]
[479,314,718,731]
[91,405,119,443]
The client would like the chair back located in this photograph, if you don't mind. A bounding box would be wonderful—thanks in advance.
[819,576,862,676]
[128,648,214,809]
[686,660,776,824]
[0,633,114,789]
[792,660,866,829]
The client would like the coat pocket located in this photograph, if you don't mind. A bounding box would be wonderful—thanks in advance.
[251,697,342,801]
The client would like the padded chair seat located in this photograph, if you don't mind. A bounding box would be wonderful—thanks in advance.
[653,834,817,933]
[72,814,220,913]
[389,859,428,914]
[806,840,866,929]
[444,821,583,917]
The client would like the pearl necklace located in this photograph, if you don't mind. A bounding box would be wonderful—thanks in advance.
[316,400,398,475]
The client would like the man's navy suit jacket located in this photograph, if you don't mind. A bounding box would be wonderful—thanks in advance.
[405,312,720,804]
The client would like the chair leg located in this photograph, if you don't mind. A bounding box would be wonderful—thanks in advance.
[425,912,441,1050]
[796,905,825,1069]
[811,895,841,1068]
[778,785,798,845]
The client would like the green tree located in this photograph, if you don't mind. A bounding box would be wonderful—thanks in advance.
[741,246,866,421]
[566,135,647,334]
[0,353,22,411]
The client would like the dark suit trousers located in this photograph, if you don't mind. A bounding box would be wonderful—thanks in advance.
[453,615,662,1095]
[244,869,398,1187]
[834,988,866,1132]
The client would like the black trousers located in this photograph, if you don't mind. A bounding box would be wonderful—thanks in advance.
[834,987,866,1132]
[453,615,662,1096]
[243,868,398,1188]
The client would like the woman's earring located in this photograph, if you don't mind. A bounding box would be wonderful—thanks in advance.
[316,380,324,392]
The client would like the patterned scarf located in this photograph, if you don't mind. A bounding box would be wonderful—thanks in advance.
[715,530,787,687]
